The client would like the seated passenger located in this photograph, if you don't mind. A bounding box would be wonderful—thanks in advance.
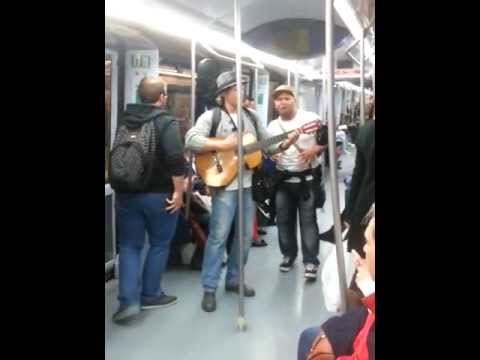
[319,115,375,262]
[170,166,237,270]
[251,155,277,247]
[168,158,211,269]
[297,205,375,360]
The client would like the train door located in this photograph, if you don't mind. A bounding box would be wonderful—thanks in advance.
[255,70,270,128]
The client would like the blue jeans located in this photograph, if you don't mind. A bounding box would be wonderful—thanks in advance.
[201,188,255,292]
[116,193,179,306]
[275,181,320,265]
[297,326,321,360]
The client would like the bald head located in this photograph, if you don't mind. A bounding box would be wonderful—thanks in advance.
[138,76,168,105]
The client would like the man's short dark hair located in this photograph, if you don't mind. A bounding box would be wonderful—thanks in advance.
[243,96,254,102]
[138,77,168,104]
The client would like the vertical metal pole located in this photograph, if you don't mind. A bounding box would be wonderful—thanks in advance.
[287,69,291,86]
[185,39,196,221]
[234,0,247,331]
[322,57,327,122]
[294,71,300,98]
[372,32,375,109]
[372,70,375,100]
[111,192,116,276]
[254,68,259,104]
[372,70,375,119]
[317,82,322,119]
[326,0,348,314]
[372,32,375,120]
[360,30,365,126]
[190,40,197,136]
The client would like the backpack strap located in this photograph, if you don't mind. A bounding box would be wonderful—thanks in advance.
[151,111,175,158]
[210,106,259,138]
[243,107,259,135]
[209,107,222,138]
[153,111,174,132]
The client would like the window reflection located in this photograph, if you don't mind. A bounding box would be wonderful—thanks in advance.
[161,72,192,140]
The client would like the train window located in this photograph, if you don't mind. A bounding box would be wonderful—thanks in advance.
[160,71,192,140]
[105,55,112,183]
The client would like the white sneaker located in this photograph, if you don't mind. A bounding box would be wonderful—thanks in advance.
[279,257,295,272]
[304,263,319,279]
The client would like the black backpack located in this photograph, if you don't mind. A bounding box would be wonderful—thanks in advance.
[252,158,275,203]
[110,112,170,191]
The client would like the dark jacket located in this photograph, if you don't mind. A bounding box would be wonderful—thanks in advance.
[119,104,185,193]
[345,120,375,254]
[322,293,375,360]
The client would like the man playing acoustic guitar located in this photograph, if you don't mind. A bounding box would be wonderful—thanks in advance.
[185,71,300,312]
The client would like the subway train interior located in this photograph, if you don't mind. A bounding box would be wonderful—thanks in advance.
[105,0,375,359]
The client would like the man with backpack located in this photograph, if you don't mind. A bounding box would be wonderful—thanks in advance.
[110,76,185,323]
[185,71,299,312]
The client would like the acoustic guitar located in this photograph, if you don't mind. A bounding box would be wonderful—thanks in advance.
[195,120,321,187]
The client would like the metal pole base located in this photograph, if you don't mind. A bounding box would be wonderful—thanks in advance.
[236,316,247,331]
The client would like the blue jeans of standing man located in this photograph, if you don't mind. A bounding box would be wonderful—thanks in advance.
[201,188,255,292]
[275,180,320,265]
[116,193,179,306]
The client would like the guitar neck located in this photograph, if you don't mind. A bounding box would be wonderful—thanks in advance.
[244,132,290,154]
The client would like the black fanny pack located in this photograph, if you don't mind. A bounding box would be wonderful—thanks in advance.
[275,166,325,208]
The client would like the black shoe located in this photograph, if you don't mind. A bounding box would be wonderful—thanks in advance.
[318,227,335,243]
[319,223,348,243]
[304,263,319,280]
[141,294,177,310]
[201,291,216,312]
[279,257,295,272]
[252,239,268,247]
[225,283,256,297]
[257,229,267,235]
[112,303,141,323]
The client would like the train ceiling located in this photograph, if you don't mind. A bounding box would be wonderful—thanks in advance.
[106,0,374,76]
[156,0,351,59]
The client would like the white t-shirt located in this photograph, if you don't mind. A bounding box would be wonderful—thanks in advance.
[267,109,321,183]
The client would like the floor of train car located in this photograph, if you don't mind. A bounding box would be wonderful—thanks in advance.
[105,150,355,360]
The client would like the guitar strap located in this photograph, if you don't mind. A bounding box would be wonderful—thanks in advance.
[278,121,317,173]
[278,120,324,163]
[224,110,239,132]
[278,121,301,152]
